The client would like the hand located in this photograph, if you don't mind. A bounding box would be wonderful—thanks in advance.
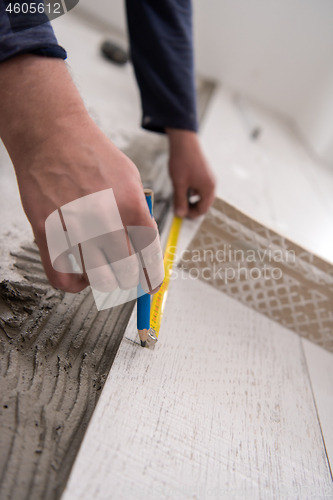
[166,128,215,218]
[0,55,163,293]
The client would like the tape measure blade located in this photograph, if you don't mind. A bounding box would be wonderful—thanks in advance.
[150,216,182,336]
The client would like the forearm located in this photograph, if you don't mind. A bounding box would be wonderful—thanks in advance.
[0,55,88,165]
[166,127,198,149]
[166,127,215,217]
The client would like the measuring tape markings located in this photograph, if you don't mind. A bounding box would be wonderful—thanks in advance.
[150,216,183,337]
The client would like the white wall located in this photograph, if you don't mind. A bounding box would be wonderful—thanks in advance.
[76,0,333,165]
[77,0,126,33]
[295,67,333,164]
[192,0,333,166]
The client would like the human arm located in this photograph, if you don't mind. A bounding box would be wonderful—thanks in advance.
[125,0,215,217]
[166,128,215,218]
[0,54,160,292]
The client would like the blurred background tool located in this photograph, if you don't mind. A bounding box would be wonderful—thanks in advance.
[234,94,262,140]
[100,39,129,65]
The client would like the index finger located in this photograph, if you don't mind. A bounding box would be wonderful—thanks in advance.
[127,225,164,293]
[187,188,215,218]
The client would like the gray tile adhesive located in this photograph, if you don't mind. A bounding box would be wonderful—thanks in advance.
[0,242,135,500]
[180,198,333,353]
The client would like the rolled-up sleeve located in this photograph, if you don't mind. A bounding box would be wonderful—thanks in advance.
[126,0,197,134]
[0,0,66,63]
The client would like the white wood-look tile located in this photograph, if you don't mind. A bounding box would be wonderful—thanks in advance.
[62,272,332,500]
[302,338,333,472]
[199,87,276,229]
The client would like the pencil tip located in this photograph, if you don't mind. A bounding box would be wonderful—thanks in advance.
[141,340,146,348]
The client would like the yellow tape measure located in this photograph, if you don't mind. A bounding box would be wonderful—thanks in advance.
[150,216,183,337]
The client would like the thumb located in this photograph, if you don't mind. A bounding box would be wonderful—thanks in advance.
[173,182,188,218]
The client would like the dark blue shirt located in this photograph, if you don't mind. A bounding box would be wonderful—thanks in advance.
[0,0,197,133]
[126,0,197,133]
[0,1,67,61]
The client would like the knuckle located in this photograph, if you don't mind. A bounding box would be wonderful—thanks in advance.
[48,273,86,293]
[124,196,152,226]
[206,175,216,191]
[48,273,71,291]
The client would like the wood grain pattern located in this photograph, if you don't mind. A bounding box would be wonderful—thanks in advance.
[302,338,333,472]
[63,249,333,499]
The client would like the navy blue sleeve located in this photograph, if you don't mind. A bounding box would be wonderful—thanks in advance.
[125,0,198,134]
[0,0,66,63]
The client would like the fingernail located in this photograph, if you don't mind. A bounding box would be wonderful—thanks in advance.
[175,208,186,217]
